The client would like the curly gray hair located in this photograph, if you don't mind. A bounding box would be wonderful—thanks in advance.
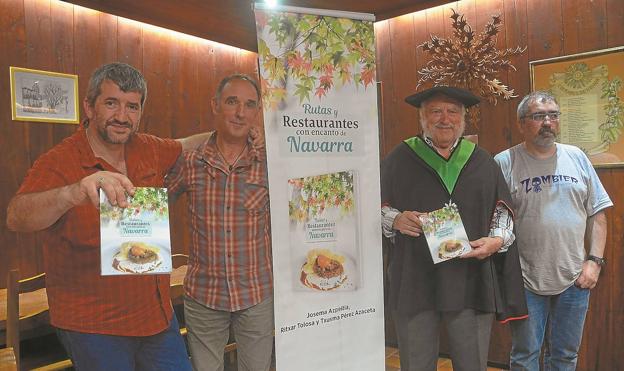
[85,62,147,108]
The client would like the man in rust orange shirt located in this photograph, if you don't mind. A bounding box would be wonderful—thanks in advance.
[6,62,205,371]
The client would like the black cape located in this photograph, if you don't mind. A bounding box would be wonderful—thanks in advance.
[381,139,527,322]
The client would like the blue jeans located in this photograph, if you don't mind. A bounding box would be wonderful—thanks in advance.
[56,315,191,371]
[510,285,590,371]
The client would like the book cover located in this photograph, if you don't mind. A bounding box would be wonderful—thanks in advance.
[288,170,360,291]
[420,201,472,264]
[100,187,172,275]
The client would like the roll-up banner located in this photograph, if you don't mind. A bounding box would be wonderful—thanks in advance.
[254,4,385,370]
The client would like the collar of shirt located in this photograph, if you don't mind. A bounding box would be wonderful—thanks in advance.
[421,134,460,156]
[76,128,103,169]
[198,133,263,172]
[75,128,153,177]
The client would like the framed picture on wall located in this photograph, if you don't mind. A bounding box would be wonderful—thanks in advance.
[530,46,624,167]
[9,66,79,124]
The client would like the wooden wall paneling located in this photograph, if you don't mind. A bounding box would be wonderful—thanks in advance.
[409,8,430,146]
[50,1,74,74]
[231,48,249,75]
[525,0,563,61]
[425,4,449,39]
[411,8,430,85]
[578,170,622,371]
[405,4,438,153]
[24,0,55,164]
[98,12,118,64]
[217,43,243,80]
[473,0,509,154]
[0,0,28,285]
[117,18,143,69]
[21,0,56,278]
[603,170,623,370]
[196,42,219,133]
[169,37,197,257]
[561,0,607,55]
[168,38,198,139]
[386,14,418,152]
[606,0,624,47]
[374,20,393,156]
[166,37,197,257]
[140,28,174,137]
[422,4,448,69]
[74,9,120,124]
[50,1,77,145]
[238,49,260,78]
[73,5,105,121]
[611,170,624,370]
[168,37,197,257]
[410,4,450,149]
[503,0,528,147]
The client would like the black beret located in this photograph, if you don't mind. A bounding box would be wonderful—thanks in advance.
[405,86,480,108]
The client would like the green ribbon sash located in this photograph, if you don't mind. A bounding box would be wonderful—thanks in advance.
[404,136,476,194]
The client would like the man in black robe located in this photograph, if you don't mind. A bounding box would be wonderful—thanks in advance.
[381,86,526,371]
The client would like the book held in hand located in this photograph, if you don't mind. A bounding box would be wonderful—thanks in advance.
[99,187,172,275]
[420,201,472,264]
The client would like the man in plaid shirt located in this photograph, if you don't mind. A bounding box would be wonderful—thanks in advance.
[166,74,273,371]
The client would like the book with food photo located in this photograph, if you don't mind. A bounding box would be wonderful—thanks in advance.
[288,170,360,291]
[99,187,173,275]
[420,201,472,264]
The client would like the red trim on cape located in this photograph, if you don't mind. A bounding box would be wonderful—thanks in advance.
[498,314,529,324]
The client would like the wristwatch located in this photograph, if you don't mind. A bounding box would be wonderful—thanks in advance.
[587,255,606,267]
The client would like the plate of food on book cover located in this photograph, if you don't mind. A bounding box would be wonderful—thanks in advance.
[110,241,165,274]
[299,248,355,291]
[438,238,470,260]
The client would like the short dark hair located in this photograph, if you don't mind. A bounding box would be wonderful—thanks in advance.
[215,74,261,102]
[85,62,147,107]
[517,91,558,121]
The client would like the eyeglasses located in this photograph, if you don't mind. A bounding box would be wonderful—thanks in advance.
[523,111,561,122]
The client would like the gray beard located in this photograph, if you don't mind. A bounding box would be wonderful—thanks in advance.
[533,134,556,148]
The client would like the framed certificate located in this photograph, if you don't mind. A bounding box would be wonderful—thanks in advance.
[530,46,624,167]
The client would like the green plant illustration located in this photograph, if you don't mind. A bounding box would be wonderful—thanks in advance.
[288,171,354,222]
[601,77,624,145]
[100,187,168,223]
[256,11,376,108]
[421,201,461,235]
